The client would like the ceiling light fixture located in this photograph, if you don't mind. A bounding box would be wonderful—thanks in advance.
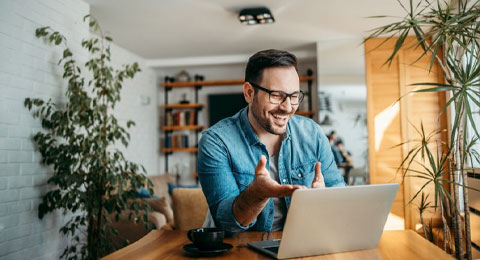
[239,7,275,25]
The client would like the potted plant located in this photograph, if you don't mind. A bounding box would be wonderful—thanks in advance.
[366,1,480,259]
[24,15,153,259]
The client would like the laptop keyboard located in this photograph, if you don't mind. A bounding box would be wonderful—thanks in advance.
[264,246,279,254]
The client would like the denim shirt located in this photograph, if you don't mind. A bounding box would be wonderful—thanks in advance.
[197,107,345,232]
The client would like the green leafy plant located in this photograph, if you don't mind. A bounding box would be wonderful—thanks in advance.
[417,192,438,246]
[418,192,433,240]
[24,15,153,259]
[367,0,480,259]
[398,125,455,252]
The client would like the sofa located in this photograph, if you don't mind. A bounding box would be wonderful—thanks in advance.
[109,174,209,247]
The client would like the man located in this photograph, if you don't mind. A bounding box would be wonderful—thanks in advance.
[335,140,354,185]
[328,131,343,166]
[198,49,345,232]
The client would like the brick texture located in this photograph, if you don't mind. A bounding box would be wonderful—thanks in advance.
[0,0,158,258]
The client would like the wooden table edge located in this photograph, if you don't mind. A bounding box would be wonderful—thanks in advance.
[102,230,455,260]
[101,230,166,260]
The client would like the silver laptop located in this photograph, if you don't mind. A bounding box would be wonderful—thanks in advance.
[247,183,399,259]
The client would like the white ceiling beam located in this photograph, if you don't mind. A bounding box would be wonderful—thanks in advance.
[145,49,316,68]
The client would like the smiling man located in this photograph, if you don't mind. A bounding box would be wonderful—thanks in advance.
[197,49,345,232]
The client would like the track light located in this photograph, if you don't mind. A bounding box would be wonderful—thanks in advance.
[239,7,275,25]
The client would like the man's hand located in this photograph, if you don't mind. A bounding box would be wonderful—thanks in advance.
[311,162,326,188]
[233,155,305,226]
[249,155,305,199]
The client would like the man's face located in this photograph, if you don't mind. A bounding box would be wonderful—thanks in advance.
[337,143,344,150]
[331,133,337,142]
[248,66,300,135]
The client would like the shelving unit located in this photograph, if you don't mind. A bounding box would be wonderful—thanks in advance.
[161,69,315,174]
[162,125,203,131]
[163,104,204,109]
[162,147,198,153]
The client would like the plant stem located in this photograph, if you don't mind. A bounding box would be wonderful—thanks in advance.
[440,198,448,251]
[463,170,472,260]
[95,186,104,258]
[459,104,472,260]
[87,186,96,259]
[420,211,428,240]
[454,100,466,259]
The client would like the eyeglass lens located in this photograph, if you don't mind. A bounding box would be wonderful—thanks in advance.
[269,91,303,105]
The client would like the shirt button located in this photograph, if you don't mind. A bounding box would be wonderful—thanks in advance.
[298,173,302,178]
[282,179,287,183]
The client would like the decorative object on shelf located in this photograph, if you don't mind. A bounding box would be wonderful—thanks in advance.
[179,93,190,104]
[194,74,205,82]
[175,70,191,82]
[238,7,275,25]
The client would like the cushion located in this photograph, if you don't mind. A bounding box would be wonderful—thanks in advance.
[172,188,208,230]
[132,187,159,198]
[145,197,174,226]
[149,174,177,205]
[167,182,199,196]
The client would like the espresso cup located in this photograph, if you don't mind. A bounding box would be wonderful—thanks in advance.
[187,228,224,250]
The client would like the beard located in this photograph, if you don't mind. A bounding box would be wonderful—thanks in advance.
[250,94,293,135]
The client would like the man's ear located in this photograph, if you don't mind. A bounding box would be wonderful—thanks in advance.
[243,82,254,104]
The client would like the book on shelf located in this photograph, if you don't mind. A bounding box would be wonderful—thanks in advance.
[166,112,174,126]
[165,135,171,148]
[165,134,190,149]
[165,110,196,126]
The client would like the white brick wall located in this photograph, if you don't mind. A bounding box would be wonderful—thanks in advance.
[0,0,159,258]
[109,42,159,175]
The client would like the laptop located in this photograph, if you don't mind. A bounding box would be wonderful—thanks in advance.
[247,183,399,259]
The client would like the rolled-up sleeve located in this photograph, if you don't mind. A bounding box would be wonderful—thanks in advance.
[197,131,256,231]
[315,125,346,187]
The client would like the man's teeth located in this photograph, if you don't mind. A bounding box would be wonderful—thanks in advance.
[273,114,288,119]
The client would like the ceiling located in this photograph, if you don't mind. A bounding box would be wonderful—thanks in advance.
[84,0,405,61]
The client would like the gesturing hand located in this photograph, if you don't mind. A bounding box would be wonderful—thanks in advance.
[311,162,326,189]
[250,155,305,199]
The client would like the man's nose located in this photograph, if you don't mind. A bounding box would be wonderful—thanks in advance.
[278,96,293,112]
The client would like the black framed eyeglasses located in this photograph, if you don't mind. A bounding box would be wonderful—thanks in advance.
[249,82,304,105]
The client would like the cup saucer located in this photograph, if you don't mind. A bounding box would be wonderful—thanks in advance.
[183,243,233,256]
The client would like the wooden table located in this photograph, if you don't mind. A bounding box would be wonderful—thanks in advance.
[102,230,454,259]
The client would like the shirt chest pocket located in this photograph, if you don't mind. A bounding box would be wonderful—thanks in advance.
[291,161,316,187]
[233,172,255,192]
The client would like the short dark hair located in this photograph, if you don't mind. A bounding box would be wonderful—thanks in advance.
[245,49,298,85]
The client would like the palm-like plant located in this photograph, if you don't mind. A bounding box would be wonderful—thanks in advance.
[367,0,480,259]
[397,124,456,251]
[417,192,434,242]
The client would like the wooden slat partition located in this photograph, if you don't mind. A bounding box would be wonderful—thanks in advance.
[365,36,446,230]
